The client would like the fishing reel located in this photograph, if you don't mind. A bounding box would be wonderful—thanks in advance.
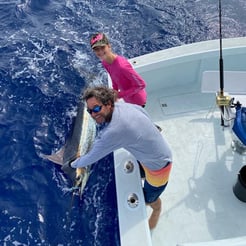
[216,91,231,107]
[217,95,246,154]
[216,93,242,127]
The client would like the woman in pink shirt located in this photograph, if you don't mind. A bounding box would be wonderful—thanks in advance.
[90,33,147,107]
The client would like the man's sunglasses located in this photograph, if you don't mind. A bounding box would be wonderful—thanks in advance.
[87,105,102,114]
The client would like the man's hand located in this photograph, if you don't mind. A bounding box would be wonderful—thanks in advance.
[61,157,78,174]
[70,158,79,168]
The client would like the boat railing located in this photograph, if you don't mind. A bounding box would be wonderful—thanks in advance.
[113,148,152,246]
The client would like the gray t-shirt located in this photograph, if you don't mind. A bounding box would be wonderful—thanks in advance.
[72,101,172,170]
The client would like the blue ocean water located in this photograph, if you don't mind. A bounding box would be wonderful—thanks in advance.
[0,0,246,245]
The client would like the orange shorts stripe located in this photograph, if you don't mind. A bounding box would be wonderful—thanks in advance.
[141,162,172,187]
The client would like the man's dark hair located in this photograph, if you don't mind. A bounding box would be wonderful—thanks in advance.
[82,86,116,106]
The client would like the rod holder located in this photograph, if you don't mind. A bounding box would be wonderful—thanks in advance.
[127,193,139,208]
[124,161,134,173]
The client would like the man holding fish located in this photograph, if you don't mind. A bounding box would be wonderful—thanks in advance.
[65,86,172,230]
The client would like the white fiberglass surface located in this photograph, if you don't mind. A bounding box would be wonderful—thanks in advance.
[145,90,246,246]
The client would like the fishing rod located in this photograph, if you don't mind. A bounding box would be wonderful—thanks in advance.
[216,0,231,126]
[219,0,224,96]
[218,0,225,126]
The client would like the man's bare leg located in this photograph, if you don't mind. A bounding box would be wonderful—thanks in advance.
[148,198,162,230]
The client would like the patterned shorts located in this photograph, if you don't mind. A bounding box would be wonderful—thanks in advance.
[140,162,172,203]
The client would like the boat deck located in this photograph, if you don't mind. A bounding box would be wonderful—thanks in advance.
[145,88,246,245]
[117,37,246,245]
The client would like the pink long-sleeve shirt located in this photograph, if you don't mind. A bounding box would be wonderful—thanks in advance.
[102,55,147,106]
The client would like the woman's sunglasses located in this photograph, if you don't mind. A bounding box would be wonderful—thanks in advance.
[87,105,102,114]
